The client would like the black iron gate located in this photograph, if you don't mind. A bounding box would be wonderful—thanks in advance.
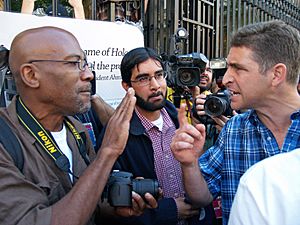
[1,0,300,58]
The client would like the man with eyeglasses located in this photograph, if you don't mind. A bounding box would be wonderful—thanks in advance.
[98,47,214,225]
[28,54,115,151]
[0,26,158,225]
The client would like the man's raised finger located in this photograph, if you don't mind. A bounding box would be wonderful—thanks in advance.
[178,103,188,128]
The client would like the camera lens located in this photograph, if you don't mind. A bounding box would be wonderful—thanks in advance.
[132,179,159,199]
[177,67,200,86]
[179,71,193,84]
[204,96,229,117]
[107,171,160,207]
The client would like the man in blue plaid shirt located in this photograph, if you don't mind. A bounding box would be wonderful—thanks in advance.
[171,20,300,225]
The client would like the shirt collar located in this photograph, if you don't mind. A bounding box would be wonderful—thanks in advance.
[129,101,178,135]
[248,108,300,126]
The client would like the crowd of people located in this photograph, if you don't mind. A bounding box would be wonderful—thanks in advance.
[0,2,300,225]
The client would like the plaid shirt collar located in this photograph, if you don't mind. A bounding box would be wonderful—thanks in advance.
[135,107,173,133]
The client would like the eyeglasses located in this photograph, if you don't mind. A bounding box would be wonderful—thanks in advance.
[130,71,167,86]
[28,58,88,71]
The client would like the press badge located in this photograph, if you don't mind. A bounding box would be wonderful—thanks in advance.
[83,122,96,147]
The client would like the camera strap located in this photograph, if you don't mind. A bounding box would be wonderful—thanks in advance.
[16,96,89,176]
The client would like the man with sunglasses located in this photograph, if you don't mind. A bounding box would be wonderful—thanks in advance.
[98,47,214,225]
[0,26,158,225]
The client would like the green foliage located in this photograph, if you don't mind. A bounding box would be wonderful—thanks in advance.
[11,0,22,12]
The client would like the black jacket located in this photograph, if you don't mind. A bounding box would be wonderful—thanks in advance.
[98,101,214,225]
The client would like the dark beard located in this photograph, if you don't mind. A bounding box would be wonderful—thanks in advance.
[198,81,212,93]
[135,92,166,112]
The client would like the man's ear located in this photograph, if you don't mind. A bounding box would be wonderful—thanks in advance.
[271,63,287,87]
[19,64,40,88]
[122,81,130,91]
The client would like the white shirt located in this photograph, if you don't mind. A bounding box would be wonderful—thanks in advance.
[51,124,73,182]
[151,113,163,131]
[228,148,300,225]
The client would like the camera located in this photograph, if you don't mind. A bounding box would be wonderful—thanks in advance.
[166,52,208,87]
[164,52,208,108]
[193,58,232,123]
[162,28,208,108]
[204,89,232,117]
[204,58,232,117]
[106,170,159,207]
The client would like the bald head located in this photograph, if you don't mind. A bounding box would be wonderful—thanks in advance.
[7,26,93,122]
[9,26,79,80]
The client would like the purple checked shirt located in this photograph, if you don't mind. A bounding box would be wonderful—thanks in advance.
[135,108,186,224]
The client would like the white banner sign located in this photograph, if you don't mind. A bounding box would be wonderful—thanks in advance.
[0,11,144,107]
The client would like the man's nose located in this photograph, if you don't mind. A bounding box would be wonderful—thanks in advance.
[222,68,232,86]
[149,76,160,88]
[81,66,94,81]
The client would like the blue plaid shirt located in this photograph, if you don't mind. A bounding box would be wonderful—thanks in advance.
[199,109,300,225]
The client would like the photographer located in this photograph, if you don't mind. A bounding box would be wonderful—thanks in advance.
[192,61,219,149]
[193,59,236,138]
[0,45,114,152]
[0,26,158,225]
[197,61,214,94]
[20,0,116,152]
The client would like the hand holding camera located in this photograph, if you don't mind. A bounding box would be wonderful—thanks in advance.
[193,89,233,124]
[192,58,234,127]
[105,171,160,207]
[114,190,159,217]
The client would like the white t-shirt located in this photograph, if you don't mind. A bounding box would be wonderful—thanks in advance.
[151,113,163,131]
[51,124,73,182]
[228,148,300,225]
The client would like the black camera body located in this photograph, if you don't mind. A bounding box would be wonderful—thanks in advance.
[106,170,159,207]
[204,89,232,117]
[200,58,233,118]
[166,52,207,87]
[192,58,233,124]
[203,58,233,118]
